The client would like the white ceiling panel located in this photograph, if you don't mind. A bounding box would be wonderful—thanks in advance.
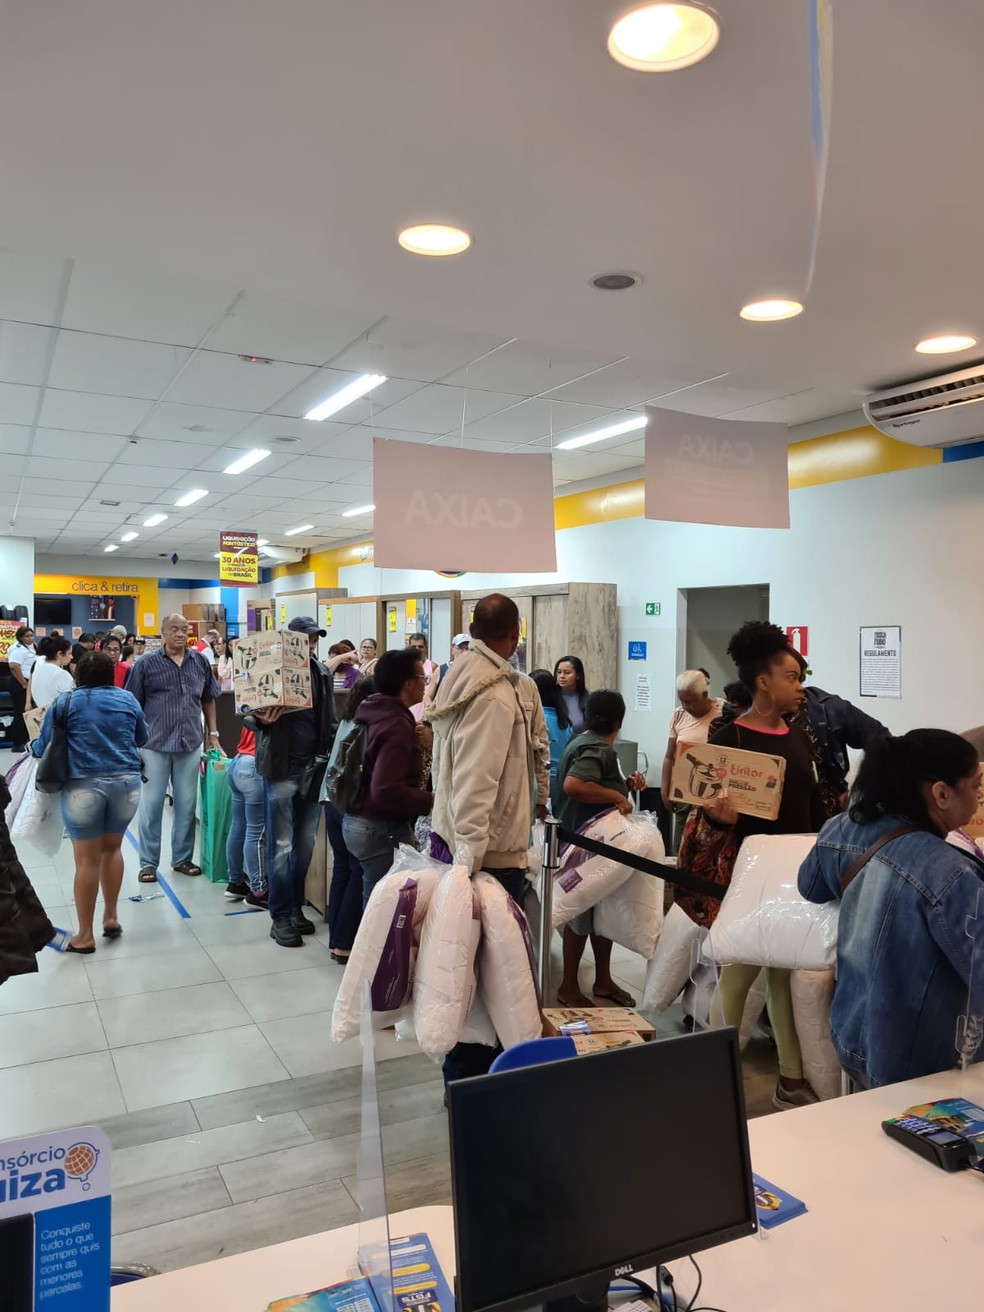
[115,438,200,467]
[311,427,374,460]
[39,389,150,435]
[0,452,27,477]
[462,397,613,445]
[31,428,127,462]
[101,466,180,489]
[0,424,31,455]
[0,382,41,426]
[234,414,352,451]
[274,454,368,484]
[204,292,380,366]
[444,340,622,398]
[548,361,698,409]
[48,331,191,400]
[135,402,257,443]
[272,370,421,423]
[371,384,521,435]
[165,352,313,412]
[550,452,642,481]
[192,447,297,477]
[336,467,373,488]
[0,251,71,325]
[26,455,109,483]
[329,319,511,384]
[17,494,84,511]
[0,322,55,387]
[61,260,239,346]
[17,507,80,523]
[258,476,331,500]
[20,476,95,498]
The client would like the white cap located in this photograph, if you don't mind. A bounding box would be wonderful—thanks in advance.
[452,633,470,648]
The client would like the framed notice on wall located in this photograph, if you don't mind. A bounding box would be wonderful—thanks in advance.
[860,625,902,698]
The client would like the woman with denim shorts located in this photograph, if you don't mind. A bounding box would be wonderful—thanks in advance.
[30,651,148,953]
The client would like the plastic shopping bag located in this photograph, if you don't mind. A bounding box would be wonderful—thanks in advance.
[6,756,63,858]
[198,751,233,883]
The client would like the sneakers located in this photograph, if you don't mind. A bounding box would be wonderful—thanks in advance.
[245,888,269,909]
[772,1080,820,1111]
[270,917,303,948]
[225,880,249,901]
[291,909,316,936]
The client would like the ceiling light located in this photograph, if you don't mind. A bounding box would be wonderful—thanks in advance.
[224,448,271,475]
[556,415,648,451]
[213,552,221,558]
[103,544,119,553]
[256,538,269,546]
[284,523,314,536]
[608,3,720,72]
[398,224,472,256]
[915,334,978,355]
[591,272,639,291]
[342,503,375,518]
[174,489,208,507]
[739,299,804,322]
[305,373,387,422]
[143,513,168,527]
[119,531,139,543]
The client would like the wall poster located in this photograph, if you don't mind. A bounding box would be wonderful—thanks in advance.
[860,626,901,699]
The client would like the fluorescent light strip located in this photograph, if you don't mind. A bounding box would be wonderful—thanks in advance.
[103,543,119,553]
[224,448,271,475]
[256,538,269,546]
[143,514,168,527]
[342,503,375,518]
[304,373,386,422]
[556,414,647,451]
[175,488,208,507]
[119,531,139,543]
[284,523,314,536]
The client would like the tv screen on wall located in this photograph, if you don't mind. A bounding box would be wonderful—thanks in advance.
[34,596,72,627]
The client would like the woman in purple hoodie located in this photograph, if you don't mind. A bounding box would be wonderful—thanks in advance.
[341,648,434,905]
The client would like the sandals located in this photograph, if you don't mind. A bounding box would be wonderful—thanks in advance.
[138,867,158,884]
[592,985,637,1008]
[66,942,96,955]
[102,925,123,939]
[172,861,202,877]
[556,992,595,1008]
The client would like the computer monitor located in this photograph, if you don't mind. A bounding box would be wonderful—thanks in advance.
[448,1028,756,1312]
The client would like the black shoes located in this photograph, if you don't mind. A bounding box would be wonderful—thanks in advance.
[291,909,316,935]
[225,880,249,901]
[270,917,303,948]
[245,888,269,909]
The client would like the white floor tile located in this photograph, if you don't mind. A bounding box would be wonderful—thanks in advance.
[0,950,94,1015]
[112,1025,291,1111]
[84,944,222,1000]
[205,935,334,980]
[0,1051,126,1138]
[98,981,252,1047]
[258,1011,420,1079]
[230,964,342,1023]
[0,1001,108,1069]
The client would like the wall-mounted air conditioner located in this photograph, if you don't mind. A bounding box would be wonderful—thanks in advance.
[864,362,984,447]
[260,545,305,564]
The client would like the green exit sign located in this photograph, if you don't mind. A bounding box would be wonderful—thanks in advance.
[645,602,661,616]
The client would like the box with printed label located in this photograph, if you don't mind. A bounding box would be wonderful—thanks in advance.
[570,1031,646,1054]
[542,1007,655,1039]
[234,630,312,712]
[670,740,786,820]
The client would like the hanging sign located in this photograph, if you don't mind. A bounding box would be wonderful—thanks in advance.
[373,438,557,572]
[218,530,259,586]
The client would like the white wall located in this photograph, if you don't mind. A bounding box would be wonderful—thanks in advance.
[341,458,984,779]
[0,536,35,620]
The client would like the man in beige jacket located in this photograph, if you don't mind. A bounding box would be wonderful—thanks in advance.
[427,592,549,1082]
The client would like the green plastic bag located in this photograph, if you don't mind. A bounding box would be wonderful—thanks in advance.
[199,750,233,883]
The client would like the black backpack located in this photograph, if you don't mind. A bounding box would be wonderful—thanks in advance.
[324,721,368,814]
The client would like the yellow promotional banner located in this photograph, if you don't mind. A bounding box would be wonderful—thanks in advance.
[34,573,159,635]
[219,530,259,586]
[388,608,397,633]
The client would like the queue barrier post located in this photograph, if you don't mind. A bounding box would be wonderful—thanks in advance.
[539,817,561,1001]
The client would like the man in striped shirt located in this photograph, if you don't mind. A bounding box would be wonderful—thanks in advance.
[124,614,221,883]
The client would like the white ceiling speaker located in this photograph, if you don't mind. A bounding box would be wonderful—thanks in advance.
[864,361,984,447]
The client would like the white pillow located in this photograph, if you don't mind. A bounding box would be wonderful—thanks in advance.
[551,810,652,926]
[413,866,482,1062]
[593,823,666,957]
[475,872,542,1050]
[643,903,705,1011]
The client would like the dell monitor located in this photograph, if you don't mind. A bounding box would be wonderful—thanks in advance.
[448,1028,756,1312]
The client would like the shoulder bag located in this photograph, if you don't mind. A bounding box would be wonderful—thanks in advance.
[839,824,917,894]
[35,693,72,794]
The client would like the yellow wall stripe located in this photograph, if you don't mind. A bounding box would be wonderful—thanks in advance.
[786,426,940,490]
[273,541,374,589]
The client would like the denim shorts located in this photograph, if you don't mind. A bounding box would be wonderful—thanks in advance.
[61,774,141,841]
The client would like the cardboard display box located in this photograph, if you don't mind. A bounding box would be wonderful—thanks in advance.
[542,1007,656,1039]
[569,1031,646,1055]
[233,629,312,712]
[670,739,786,820]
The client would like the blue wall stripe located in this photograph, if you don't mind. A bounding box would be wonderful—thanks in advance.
[942,440,984,463]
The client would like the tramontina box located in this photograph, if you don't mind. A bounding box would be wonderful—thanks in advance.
[542,1008,655,1042]
[233,630,312,713]
[670,740,786,820]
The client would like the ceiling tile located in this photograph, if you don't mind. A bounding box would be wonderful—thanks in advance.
[330,319,510,383]
[31,428,127,462]
[0,424,31,455]
[135,402,257,443]
[274,454,368,483]
[272,370,421,423]
[335,467,373,488]
[47,330,191,400]
[461,397,612,445]
[61,261,239,346]
[0,382,41,426]
[20,476,94,499]
[259,477,329,500]
[444,340,622,397]
[547,361,695,409]
[15,494,81,511]
[0,323,56,387]
[39,389,150,435]
[101,466,179,489]
[234,414,351,452]
[26,455,110,482]
[165,352,313,412]
[204,292,380,365]
[0,454,27,476]
[0,252,72,324]
[311,427,374,460]
[370,384,521,435]
[193,447,297,476]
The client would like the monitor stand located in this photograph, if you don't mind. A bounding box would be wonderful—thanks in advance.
[540,1275,611,1312]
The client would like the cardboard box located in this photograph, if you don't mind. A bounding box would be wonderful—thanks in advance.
[542,1007,656,1039]
[569,1031,646,1055]
[670,739,786,821]
[234,630,312,712]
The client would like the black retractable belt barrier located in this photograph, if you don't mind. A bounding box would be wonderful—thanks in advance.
[557,826,725,903]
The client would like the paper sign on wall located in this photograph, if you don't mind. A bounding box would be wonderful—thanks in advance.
[635,675,651,711]
[372,438,557,572]
[860,626,901,699]
[645,408,790,529]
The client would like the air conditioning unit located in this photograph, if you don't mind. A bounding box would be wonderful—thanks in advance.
[260,545,305,564]
[864,362,984,447]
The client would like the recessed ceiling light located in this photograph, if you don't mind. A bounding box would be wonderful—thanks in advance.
[103,543,119,553]
[556,415,647,451]
[915,333,978,355]
[119,531,139,543]
[224,448,271,475]
[256,538,269,546]
[143,513,168,527]
[100,499,121,507]
[590,272,639,291]
[174,489,208,507]
[739,298,804,322]
[342,503,375,518]
[608,3,720,72]
[273,435,301,445]
[305,374,387,422]
[284,523,314,536]
[398,224,472,256]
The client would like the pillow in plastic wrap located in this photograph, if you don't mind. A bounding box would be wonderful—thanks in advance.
[526,821,544,885]
[458,987,497,1048]
[705,833,837,971]
[551,810,652,926]
[643,903,705,1010]
[791,968,842,1101]
[413,866,482,1062]
[475,872,542,1050]
[593,821,666,957]
[331,847,444,1043]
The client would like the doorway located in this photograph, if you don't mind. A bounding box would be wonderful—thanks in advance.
[682,584,770,697]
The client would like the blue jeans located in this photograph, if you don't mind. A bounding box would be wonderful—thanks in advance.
[137,749,200,870]
[325,803,364,952]
[62,774,141,841]
[342,813,414,908]
[226,754,266,893]
[264,773,322,922]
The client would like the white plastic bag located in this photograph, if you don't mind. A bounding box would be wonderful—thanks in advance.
[475,872,542,1050]
[331,847,444,1043]
[643,903,704,1010]
[526,820,544,885]
[593,820,666,957]
[4,755,34,826]
[551,810,653,926]
[705,833,837,971]
[7,757,63,858]
[413,866,482,1062]
[791,968,841,1100]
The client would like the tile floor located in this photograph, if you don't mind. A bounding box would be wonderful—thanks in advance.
[1,808,782,1274]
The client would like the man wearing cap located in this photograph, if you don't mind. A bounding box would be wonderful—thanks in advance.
[249,617,343,947]
[422,633,470,712]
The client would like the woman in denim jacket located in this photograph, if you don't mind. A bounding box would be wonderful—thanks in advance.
[31,651,148,953]
[799,730,984,1088]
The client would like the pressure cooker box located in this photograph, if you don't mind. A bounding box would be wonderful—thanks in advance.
[234,630,312,712]
[670,740,786,820]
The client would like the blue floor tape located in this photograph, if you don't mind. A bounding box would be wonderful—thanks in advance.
[123,829,191,919]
